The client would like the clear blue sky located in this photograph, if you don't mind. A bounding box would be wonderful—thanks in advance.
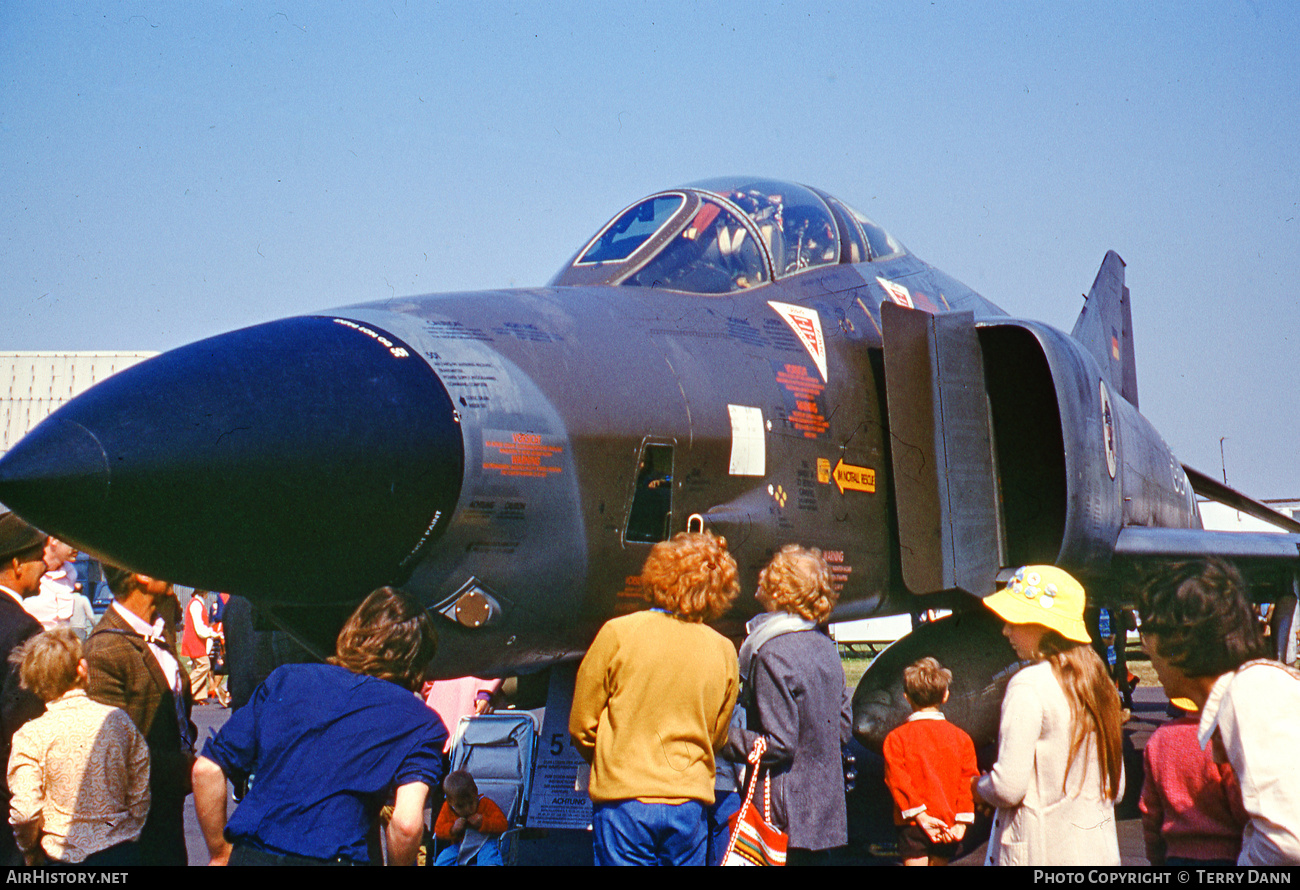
[3,1,1298,497]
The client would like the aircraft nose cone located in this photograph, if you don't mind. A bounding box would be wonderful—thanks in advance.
[0,417,110,512]
[0,315,463,602]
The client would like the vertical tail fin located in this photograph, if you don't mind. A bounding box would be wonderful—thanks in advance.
[1071,250,1138,408]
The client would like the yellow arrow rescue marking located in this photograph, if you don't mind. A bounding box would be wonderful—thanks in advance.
[833,459,876,495]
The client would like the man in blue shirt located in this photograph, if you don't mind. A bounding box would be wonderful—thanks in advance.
[192,587,447,865]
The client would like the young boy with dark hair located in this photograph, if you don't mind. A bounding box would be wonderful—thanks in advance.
[433,770,509,866]
[1137,558,1300,866]
[882,656,979,866]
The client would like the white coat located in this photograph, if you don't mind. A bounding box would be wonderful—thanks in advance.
[976,661,1122,866]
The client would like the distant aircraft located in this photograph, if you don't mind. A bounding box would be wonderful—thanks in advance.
[2,176,1297,746]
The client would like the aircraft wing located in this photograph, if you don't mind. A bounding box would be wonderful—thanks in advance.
[1115,526,1300,562]
[1106,464,1300,601]
[1183,465,1300,534]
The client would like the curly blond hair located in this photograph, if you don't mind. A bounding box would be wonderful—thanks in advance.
[639,531,739,622]
[759,544,838,624]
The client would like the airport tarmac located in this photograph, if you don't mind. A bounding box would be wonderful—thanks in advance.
[184,683,1173,866]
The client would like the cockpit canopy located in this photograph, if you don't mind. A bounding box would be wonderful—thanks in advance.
[551,177,905,294]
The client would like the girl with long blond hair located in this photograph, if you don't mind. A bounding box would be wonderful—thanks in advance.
[973,565,1124,866]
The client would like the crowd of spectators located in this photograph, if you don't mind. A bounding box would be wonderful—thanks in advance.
[0,506,1297,867]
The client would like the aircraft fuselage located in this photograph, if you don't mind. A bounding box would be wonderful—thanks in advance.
[0,178,1236,695]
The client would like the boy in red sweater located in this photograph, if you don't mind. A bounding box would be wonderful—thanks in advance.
[882,657,979,866]
[433,770,509,866]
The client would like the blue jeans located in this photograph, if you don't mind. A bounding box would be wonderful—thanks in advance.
[433,838,503,866]
[707,791,741,866]
[593,799,707,866]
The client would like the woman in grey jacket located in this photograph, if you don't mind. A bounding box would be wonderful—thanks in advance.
[724,545,851,864]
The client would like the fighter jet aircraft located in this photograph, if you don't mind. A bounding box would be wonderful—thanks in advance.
[2,176,1297,746]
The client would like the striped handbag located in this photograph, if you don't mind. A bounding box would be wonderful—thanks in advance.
[722,737,788,866]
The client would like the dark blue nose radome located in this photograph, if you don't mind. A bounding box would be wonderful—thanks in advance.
[0,316,464,604]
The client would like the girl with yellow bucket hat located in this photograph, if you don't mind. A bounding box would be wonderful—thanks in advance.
[972,565,1125,865]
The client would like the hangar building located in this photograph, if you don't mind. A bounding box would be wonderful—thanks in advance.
[1,352,156,458]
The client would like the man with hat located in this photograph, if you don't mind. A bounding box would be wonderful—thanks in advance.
[0,512,53,865]
[85,566,196,866]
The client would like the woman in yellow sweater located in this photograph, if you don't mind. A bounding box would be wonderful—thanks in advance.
[569,531,740,866]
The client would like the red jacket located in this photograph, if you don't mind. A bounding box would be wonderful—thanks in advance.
[883,712,979,827]
[180,596,212,659]
[434,795,508,842]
